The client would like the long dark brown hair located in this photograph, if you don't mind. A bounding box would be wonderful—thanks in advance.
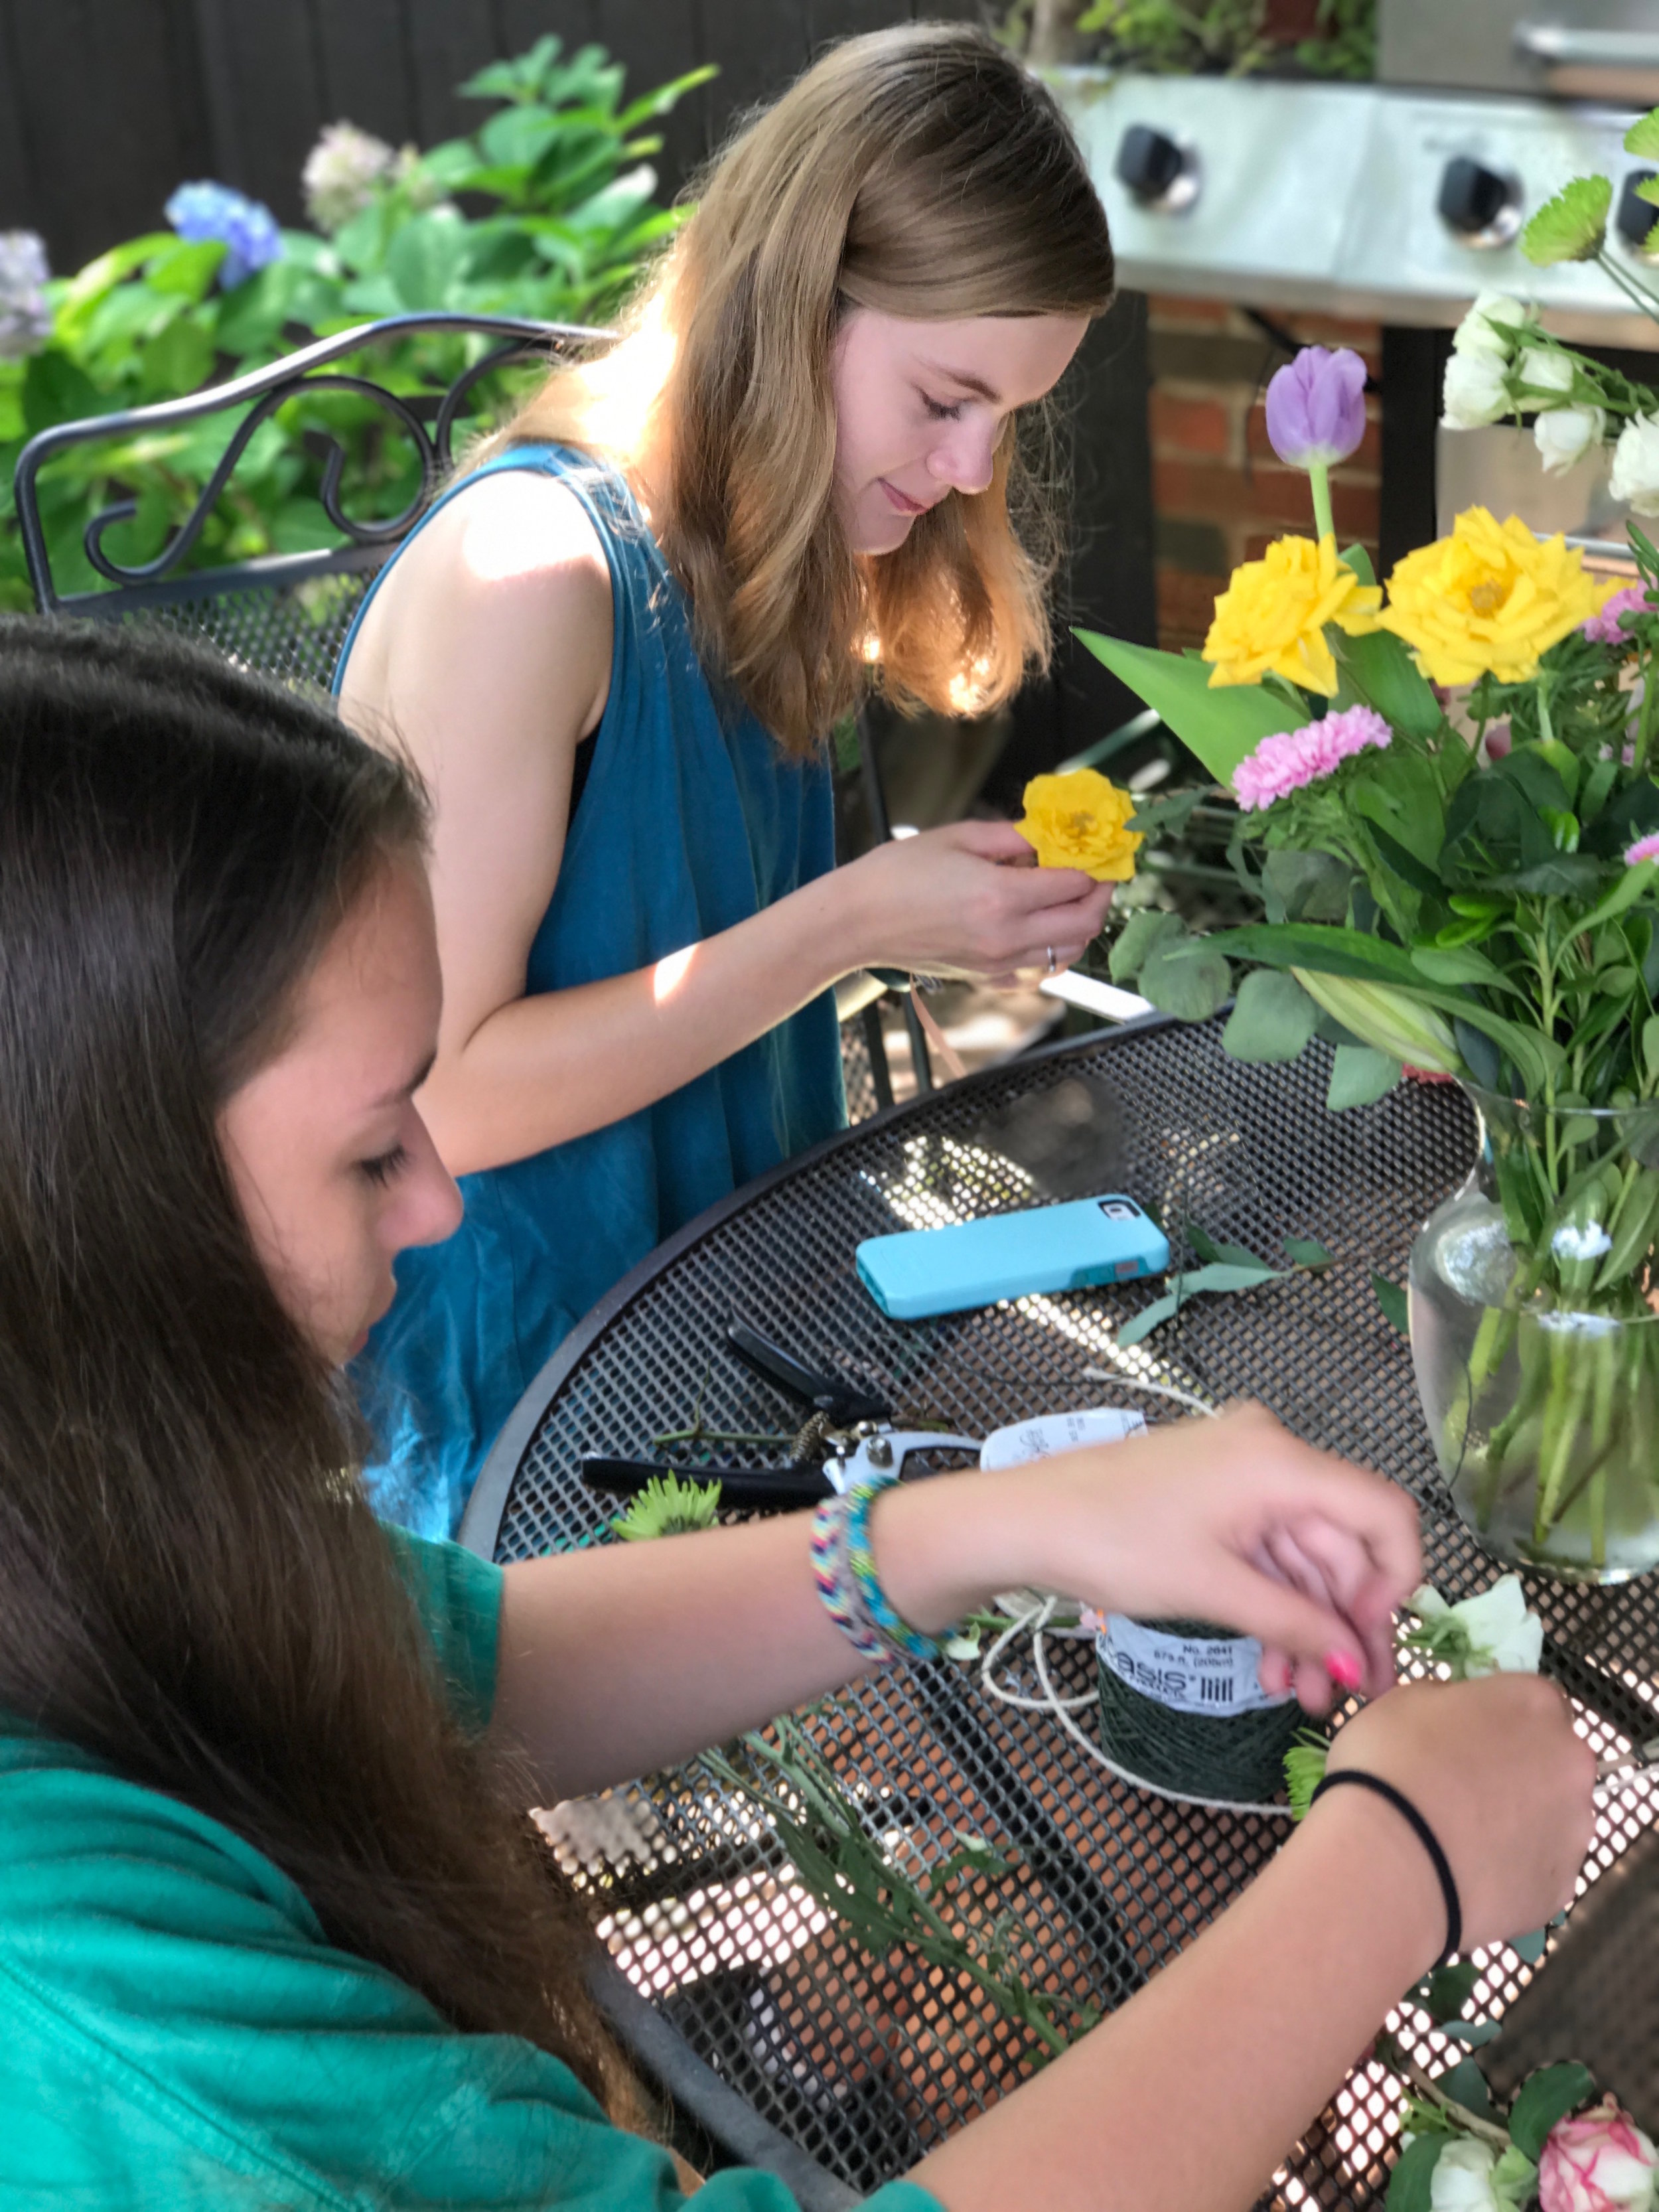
[0,617,616,2102]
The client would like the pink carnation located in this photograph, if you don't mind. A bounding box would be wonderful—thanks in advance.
[1627,832,1659,867]
[1583,584,1650,645]
[1232,704,1392,813]
[1538,2097,1658,2212]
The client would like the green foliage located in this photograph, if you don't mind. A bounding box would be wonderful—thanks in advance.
[1327,1042,1401,1108]
[1072,0,1374,80]
[1075,627,1307,790]
[1116,1225,1287,1347]
[1372,1272,1408,1334]
[610,1471,722,1541]
[700,1717,1099,2060]
[1,36,706,610]
[1507,2063,1595,2160]
[1222,968,1319,1062]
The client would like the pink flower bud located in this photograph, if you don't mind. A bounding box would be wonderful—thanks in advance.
[1539,2097,1658,2212]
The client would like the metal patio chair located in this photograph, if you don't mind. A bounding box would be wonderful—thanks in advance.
[12,307,911,1112]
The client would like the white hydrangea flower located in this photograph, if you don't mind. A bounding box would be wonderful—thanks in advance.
[1443,349,1510,429]
[302,121,398,232]
[1613,413,1659,517]
[0,231,51,359]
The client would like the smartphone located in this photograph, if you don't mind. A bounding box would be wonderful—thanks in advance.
[855,1195,1169,1321]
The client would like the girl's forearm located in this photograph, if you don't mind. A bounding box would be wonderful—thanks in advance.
[419,866,866,1176]
[908,1788,1442,2212]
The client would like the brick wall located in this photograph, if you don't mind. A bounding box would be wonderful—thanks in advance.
[1147,296,1384,651]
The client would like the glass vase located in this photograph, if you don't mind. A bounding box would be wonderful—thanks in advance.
[1409,1084,1659,1582]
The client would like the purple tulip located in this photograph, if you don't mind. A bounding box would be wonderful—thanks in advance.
[1264,346,1368,470]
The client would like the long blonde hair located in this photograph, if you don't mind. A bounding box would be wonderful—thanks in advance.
[494,22,1115,753]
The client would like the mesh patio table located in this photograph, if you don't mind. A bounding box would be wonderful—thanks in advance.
[461,1010,1659,2211]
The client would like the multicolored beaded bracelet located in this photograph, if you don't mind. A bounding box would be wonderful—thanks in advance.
[843,1478,946,1662]
[809,1489,889,1664]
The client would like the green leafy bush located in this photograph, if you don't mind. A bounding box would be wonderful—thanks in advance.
[1073,0,1374,80]
[0,35,709,608]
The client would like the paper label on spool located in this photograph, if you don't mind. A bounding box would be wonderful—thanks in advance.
[979,1406,1146,1469]
[1095,1617,1293,1716]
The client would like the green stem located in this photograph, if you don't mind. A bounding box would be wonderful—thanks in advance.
[1596,246,1659,326]
[1309,460,1334,546]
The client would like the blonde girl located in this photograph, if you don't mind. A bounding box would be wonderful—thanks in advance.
[336,24,1121,1535]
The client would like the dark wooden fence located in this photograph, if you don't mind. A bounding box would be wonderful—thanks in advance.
[1,0,993,270]
[0,0,1153,757]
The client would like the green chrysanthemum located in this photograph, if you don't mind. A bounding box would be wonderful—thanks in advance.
[1522,175,1613,265]
[611,1471,722,1540]
[1626,108,1659,159]
[1283,1732,1329,1822]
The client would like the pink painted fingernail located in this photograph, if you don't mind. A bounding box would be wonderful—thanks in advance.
[1325,1649,1363,1691]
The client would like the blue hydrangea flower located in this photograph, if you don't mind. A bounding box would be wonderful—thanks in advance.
[164,181,283,289]
[0,232,52,359]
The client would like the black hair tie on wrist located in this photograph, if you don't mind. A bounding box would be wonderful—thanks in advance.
[1309,1769,1463,1967]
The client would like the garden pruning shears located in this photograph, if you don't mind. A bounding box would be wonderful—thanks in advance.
[580,1317,980,1509]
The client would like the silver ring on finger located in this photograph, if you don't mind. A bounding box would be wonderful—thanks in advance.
[1046,945,1057,976]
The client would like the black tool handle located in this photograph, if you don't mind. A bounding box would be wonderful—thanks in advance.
[726,1317,891,1425]
[580,1455,832,1509]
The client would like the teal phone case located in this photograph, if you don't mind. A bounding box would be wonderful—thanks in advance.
[855,1195,1169,1320]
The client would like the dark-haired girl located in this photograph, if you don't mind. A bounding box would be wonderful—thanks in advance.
[0,621,1591,2209]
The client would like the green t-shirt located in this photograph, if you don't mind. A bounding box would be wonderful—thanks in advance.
[0,1532,941,2212]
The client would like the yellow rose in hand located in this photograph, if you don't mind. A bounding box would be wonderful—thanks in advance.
[1017,769,1142,881]
[1378,506,1616,686]
[1203,533,1383,696]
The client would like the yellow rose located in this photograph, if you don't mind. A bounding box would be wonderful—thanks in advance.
[1017,769,1142,881]
[1203,533,1383,696]
[1378,506,1617,686]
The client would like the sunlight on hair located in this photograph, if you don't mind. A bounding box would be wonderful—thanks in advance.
[579,293,678,464]
[947,656,996,716]
[652,944,697,1003]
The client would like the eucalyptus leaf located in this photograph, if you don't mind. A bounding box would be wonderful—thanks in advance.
[1372,1272,1409,1334]
[1511,1927,1548,1965]
[1283,1235,1334,1270]
[1508,2063,1596,2162]
[1188,1225,1273,1270]
[1222,969,1319,1063]
[1328,1045,1402,1109]
[1074,628,1307,791]
[1115,1290,1181,1347]
[1109,909,1183,985]
[1262,848,1353,924]
[1440,2019,1502,2046]
[1423,1962,1481,2022]
[1176,1261,1285,1292]
[1435,2059,1494,2118]
[1139,935,1232,1021]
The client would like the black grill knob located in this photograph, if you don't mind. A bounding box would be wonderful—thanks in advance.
[1619,169,1659,249]
[1116,125,1186,204]
[1438,157,1514,237]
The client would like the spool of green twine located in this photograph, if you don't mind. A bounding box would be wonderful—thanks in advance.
[1095,1617,1300,1803]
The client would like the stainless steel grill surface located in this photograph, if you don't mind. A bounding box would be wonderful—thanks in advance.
[478,1016,1659,2211]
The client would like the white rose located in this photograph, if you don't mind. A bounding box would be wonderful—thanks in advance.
[1612,413,1659,516]
[1431,2137,1502,2212]
[1517,344,1575,399]
[1453,289,1534,360]
[1536,402,1609,473]
[1453,1575,1545,1676]
[1443,349,1510,429]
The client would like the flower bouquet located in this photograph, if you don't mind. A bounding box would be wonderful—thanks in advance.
[1082,331,1659,1580]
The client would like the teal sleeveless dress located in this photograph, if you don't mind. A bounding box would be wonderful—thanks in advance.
[332,444,845,1538]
